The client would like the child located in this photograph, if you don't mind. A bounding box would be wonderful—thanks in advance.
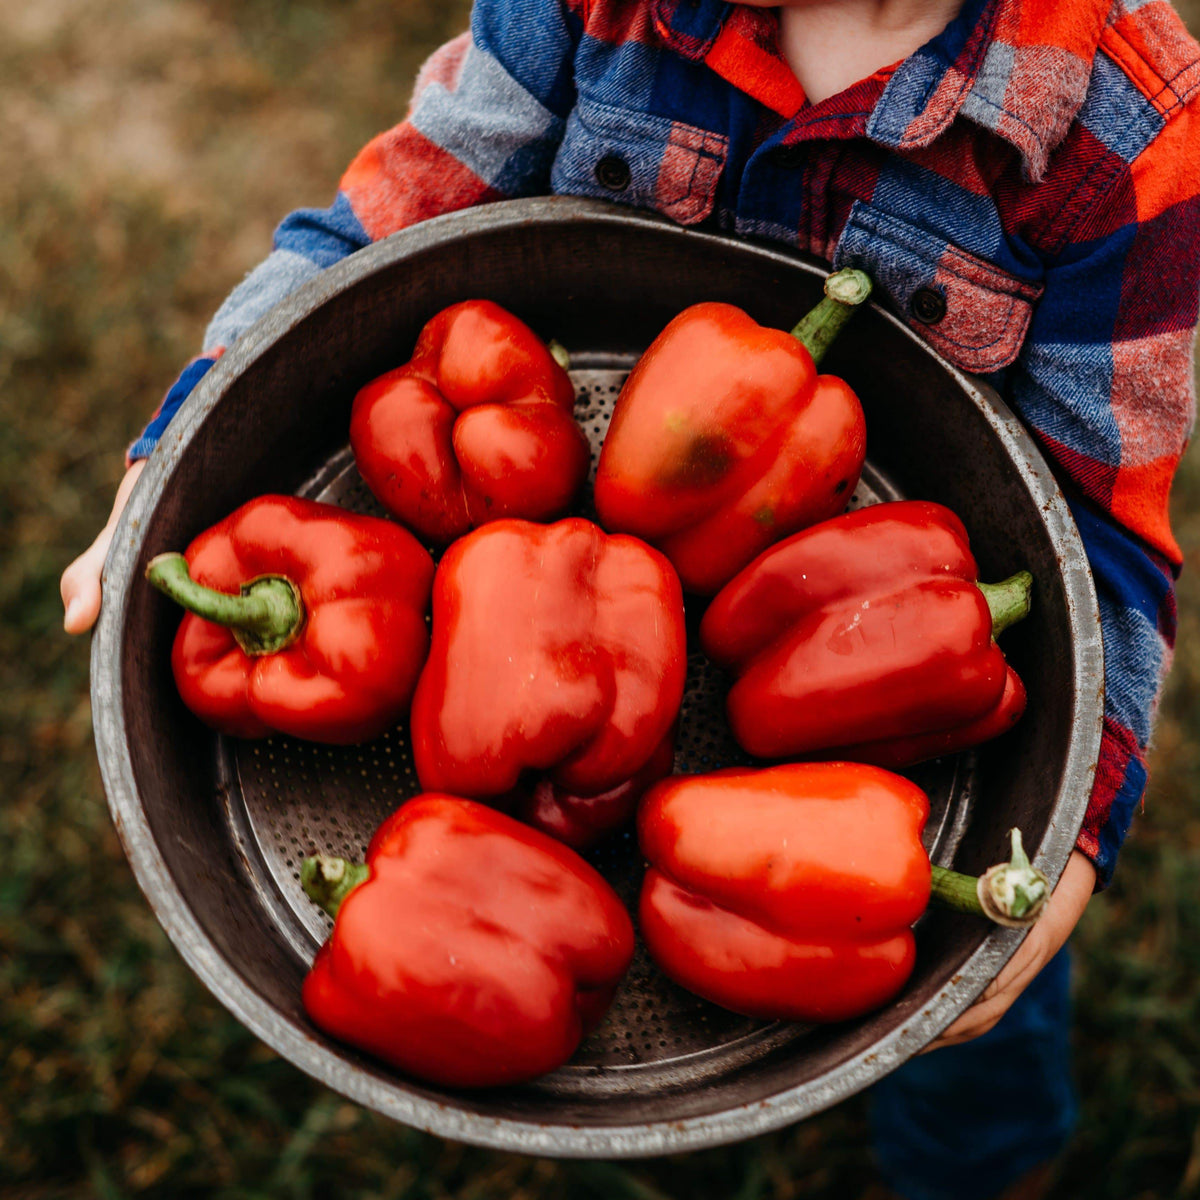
[61,0,1200,1195]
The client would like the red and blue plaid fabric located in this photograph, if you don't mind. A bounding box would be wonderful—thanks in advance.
[132,0,1200,887]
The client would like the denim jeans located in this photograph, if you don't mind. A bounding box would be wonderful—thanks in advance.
[869,946,1077,1200]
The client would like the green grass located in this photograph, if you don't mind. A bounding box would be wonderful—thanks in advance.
[2,0,1199,1196]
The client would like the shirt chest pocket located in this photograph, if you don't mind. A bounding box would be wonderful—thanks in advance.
[834,202,1044,375]
[551,96,727,226]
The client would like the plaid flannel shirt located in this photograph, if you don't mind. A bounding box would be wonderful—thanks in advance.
[132,0,1200,887]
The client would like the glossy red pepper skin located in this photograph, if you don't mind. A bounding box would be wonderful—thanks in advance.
[411,518,687,813]
[836,666,1027,770]
[700,501,1023,764]
[638,764,931,1022]
[302,796,635,1087]
[593,303,866,595]
[516,728,676,849]
[167,495,434,743]
[350,300,589,546]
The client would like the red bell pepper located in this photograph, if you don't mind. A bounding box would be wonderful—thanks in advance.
[593,270,871,595]
[832,666,1027,771]
[350,299,589,546]
[145,494,434,744]
[410,518,686,839]
[516,728,676,849]
[699,500,1032,765]
[301,795,635,1087]
[638,764,1048,1023]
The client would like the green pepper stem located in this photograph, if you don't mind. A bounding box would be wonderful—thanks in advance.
[547,339,571,372]
[929,830,1049,929]
[789,268,874,367]
[928,866,986,915]
[978,571,1034,638]
[145,552,304,656]
[300,856,370,920]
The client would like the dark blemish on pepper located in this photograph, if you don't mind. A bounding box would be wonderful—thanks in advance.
[661,432,735,488]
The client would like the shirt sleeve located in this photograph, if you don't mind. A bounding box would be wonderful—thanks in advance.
[1005,107,1199,889]
[129,0,581,463]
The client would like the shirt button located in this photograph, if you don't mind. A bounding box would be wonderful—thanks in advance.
[595,155,632,192]
[911,286,947,325]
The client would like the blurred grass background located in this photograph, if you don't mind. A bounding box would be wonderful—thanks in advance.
[2,0,1198,1196]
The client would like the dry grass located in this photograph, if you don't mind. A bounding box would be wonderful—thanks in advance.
[2,0,1198,1196]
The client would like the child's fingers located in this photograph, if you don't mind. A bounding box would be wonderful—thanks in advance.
[61,533,111,633]
[922,851,1096,1053]
[61,459,149,635]
[927,1002,1009,1049]
[923,935,1047,1051]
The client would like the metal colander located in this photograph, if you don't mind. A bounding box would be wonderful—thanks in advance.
[92,198,1102,1156]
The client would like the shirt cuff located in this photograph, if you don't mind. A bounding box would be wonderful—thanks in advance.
[126,352,223,466]
[1074,715,1148,890]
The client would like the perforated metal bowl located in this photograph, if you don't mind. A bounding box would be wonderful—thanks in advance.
[92,197,1103,1157]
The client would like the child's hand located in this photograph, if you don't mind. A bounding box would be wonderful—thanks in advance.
[61,459,147,634]
[925,849,1096,1051]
